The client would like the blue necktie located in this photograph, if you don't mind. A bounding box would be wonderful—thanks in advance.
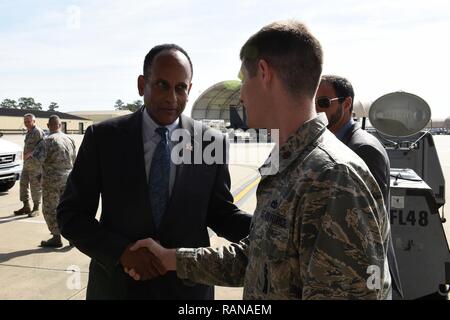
[149,127,170,228]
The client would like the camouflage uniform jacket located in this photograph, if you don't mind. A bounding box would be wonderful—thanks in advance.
[32,132,77,182]
[176,113,391,300]
[24,126,44,169]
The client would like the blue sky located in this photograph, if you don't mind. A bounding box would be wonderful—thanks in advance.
[0,0,449,119]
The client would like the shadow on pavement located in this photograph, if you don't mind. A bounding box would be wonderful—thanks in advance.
[0,246,74,264]
[0,215,29,225]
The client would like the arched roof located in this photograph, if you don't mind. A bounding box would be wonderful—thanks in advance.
[191,80,243,121]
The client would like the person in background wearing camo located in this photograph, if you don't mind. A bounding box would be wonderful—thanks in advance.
[14,113,44,217]
[30,115,77,247]
[126,20,392,300]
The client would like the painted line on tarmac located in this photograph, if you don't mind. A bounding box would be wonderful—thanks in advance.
[233,176,261,204]
[235,186,258,209]
[208,175,260,238]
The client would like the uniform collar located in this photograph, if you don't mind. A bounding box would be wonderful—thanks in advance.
[259,113,328,177]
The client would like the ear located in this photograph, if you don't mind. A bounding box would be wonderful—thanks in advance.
[187,82,193,95]
[138,75,145,96]
[343,96,353,114]
[257,59,273,87]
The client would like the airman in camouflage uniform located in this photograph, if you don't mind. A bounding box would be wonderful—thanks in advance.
[126,20,392,299]
[14,114,44,217]
[176,114,391,299]
[31,115,77,247]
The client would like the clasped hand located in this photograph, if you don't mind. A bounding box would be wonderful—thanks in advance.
[120,238,175,281]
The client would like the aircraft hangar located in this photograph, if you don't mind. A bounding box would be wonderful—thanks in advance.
[191,80,247,130]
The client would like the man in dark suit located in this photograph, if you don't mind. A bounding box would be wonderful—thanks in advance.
[315,74,403,299]
[57,44,252,300]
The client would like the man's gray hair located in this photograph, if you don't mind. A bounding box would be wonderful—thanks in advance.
[24,113,36,120]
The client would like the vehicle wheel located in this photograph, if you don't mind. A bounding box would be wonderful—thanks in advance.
[0,181,15,192]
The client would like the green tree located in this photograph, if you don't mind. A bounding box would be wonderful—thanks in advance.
[114,99,125,110]
[129,100,143,112]
[47,102,59,111]
[0,99,18,109]
[18,97,42,110]
[114,99,143,112]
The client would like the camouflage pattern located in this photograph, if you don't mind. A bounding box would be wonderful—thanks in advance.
[19,169,42,204]
[176,113,391,300]
[23,126,45,168]
[20,126,44,203]
[41,179,69,235]
[32,132,77,235]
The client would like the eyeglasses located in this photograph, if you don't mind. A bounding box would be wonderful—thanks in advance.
[315,96,345,108]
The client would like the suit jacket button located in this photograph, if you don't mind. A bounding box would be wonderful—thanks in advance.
[271,200,278,209]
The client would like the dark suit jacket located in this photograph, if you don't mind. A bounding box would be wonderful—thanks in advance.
[57,109,252,300]
[341,122,403,298]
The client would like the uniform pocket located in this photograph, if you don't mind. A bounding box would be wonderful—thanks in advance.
[263,223,289,260]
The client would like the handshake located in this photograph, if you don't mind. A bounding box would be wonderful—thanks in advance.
[119,238,176,281]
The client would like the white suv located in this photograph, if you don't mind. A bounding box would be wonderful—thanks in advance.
[0,133,23,192]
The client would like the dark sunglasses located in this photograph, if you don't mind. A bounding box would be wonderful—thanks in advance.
[316,96,345,108]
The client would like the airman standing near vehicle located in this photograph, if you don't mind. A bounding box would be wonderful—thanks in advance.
[14,113,44,217]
